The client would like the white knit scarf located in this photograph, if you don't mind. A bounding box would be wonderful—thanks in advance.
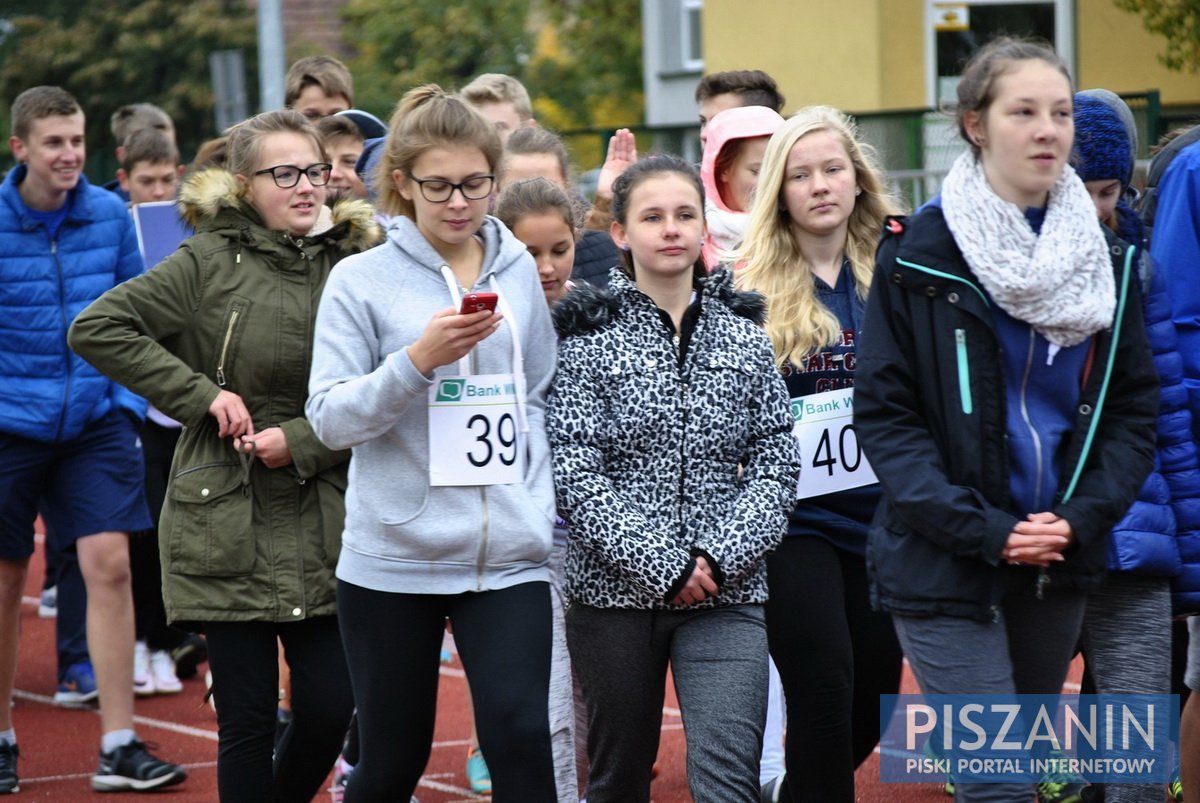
[940,151,1115,348]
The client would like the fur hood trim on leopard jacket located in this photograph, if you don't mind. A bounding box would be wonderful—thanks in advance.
[553,266,766,337]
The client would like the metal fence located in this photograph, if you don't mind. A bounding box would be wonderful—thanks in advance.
[563,91,1165,210]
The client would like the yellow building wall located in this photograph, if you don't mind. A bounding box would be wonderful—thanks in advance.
[703,0,1200,114]
[878,0,927,109]
[701,0,886,114]
[1077,3,1200,105]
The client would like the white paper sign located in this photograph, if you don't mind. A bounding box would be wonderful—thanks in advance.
[791,387,877,499]
[428,373,525,486]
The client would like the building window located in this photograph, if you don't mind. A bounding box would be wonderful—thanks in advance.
[682,0,703,72]
[658,0,703,76]
[926,0,1072,107]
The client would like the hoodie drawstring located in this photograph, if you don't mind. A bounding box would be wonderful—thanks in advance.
[438,266,528,432]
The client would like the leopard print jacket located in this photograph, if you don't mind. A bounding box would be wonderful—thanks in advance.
[548,267,800,610]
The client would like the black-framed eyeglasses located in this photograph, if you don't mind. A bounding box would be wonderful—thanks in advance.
[408,174,495,203]
[253,163,332,189]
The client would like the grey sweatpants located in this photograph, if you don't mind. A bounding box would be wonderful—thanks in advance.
[1079,573,1172,803]
[566,602,768,803]
[892,567,1088,803]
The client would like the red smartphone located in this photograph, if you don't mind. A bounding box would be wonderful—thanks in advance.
[459,292,499,315]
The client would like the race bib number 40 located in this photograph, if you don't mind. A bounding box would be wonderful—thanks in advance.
[428,373,525,486]
[791,387,877,499]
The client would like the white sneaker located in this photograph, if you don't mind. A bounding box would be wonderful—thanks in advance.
[149,650,182,694]
[38,586,57,618]
[133,641,154,696]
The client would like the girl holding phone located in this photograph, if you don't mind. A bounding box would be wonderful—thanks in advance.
[306,86,559,801]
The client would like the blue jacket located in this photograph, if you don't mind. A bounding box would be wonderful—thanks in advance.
[0,165,146,443]
[1148,141,1200,612]
[1105,243,1200,586]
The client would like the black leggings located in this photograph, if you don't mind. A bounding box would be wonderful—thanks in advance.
[204,615,354,803]
[337,579,556,803]
[765,536,904,803]
[131,421,187,651]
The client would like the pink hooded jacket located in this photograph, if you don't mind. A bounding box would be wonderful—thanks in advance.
[699,105,785,269]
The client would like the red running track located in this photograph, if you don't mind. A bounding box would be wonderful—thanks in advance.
[16,534,1078,801]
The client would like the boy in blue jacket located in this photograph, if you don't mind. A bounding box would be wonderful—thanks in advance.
[0,86,184,793]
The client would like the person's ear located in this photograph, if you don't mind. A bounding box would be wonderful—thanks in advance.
[9,136,26,164]
[394,168,412,201]
[610,219,629,251]
[964,110,986,148]
[117,168,130,192]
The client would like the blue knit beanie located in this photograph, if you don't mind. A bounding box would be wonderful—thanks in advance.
[1072,90,1136,187]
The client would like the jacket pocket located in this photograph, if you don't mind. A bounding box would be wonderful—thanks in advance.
[955,329,973,415]
[214,297,252,388]
[163,461,255,577]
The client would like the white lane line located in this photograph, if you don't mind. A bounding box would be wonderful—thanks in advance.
[11,689,218,741]
[23,760,217,784]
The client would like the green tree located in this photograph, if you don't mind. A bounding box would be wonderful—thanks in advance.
[339,0,643,135]
[0,0,258,175]
[340,0,535,119]
[530,0,643,130]
[1114,0,1200,72]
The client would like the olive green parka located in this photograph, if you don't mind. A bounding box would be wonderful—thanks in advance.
[70,168,382,626]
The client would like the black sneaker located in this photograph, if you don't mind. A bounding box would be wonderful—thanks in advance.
[91,739,186,792]
[0,742,18,794]
[170,634,207,679]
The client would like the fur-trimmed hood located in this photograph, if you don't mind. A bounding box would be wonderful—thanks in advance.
[553,265,766,337]
[178,167,382,253]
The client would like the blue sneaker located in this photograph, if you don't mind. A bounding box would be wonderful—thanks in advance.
[54,660,98,704]
[466,746,492,795]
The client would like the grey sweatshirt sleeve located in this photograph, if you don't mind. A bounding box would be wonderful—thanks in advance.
[306,259,433,450]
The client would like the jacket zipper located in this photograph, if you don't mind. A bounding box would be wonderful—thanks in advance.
[954,329,973,415]
[216,309,240,387]
[471,347,490,589]
[1059,244,1136,504]
[895,257,991,308]
[477,487,490,589]
[673,325,691,547]
[1018,327,1045,512]
[51,239,73,440]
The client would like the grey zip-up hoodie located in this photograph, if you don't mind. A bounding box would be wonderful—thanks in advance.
[306,215,558,594]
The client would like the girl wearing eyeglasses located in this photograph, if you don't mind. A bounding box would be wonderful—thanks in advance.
[69,109,381,802]
[304,85,560,801]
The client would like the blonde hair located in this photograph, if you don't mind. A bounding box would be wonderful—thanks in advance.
[374,85,502,219]
[284,55,354,108]
[224,110,325,195]
[734,106,899,367]
[460,73,533,121]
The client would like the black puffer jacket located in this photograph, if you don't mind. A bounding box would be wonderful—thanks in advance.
[570,228,619,290]
[548,267,800,610]
[854,206,1158,621]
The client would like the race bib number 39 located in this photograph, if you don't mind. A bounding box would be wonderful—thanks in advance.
[428,373,525,486]
[791,387,877,499]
